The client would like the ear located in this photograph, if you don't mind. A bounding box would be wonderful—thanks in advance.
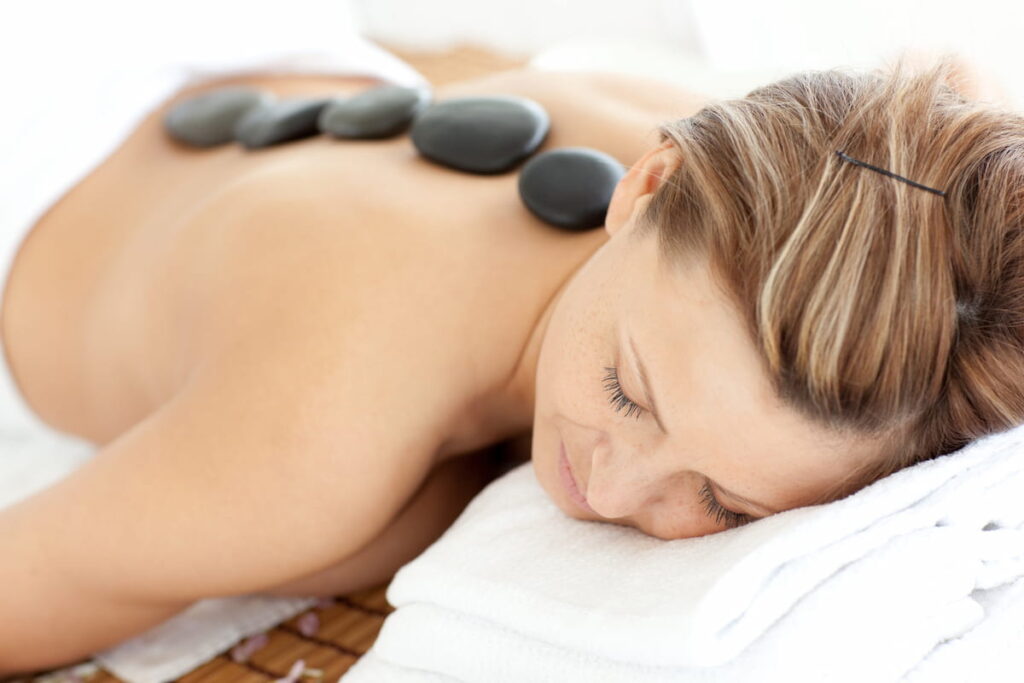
[605,140,682,237]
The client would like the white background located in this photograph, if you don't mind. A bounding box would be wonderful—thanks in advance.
[346,0,1024,106]
[4,0,1022,105]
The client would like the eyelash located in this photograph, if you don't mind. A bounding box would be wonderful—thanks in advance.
[601,365,645,420]
[602,364,753,530]
[698,480,754,529]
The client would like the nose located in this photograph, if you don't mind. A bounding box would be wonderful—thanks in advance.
[582,439,665,519]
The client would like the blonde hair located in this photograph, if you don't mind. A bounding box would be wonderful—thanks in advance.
[634,53,1024,505]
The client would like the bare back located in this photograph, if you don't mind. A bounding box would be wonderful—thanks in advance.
[0,66,710,455]
[0,64,720,672]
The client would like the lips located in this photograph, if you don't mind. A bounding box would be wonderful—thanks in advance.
[559,440,597,514]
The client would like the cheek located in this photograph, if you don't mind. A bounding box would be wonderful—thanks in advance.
[537,294,612,422]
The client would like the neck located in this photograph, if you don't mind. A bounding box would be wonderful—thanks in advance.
[476,231,607,444]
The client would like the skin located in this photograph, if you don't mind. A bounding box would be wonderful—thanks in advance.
[0,68,721,671]
[495,141,889,540]
[492,49,1012,541]
[0,50,1006,675]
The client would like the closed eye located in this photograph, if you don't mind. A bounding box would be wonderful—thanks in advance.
[698,480,754,529]
[602,364,756,530]
[602,365,645,420]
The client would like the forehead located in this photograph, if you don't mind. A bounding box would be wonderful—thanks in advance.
[619,237,876,507]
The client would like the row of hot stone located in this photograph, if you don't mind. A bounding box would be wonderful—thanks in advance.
[163,83,626,232]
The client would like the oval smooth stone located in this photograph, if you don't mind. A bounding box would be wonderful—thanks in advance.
[318,84,433,139]
[518,147,626,231]
[410,95,550,174]
[234,96,333,149]
[163,86,274,148]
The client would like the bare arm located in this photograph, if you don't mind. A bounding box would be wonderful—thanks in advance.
[0,308,447,676]
[262,448,502,598]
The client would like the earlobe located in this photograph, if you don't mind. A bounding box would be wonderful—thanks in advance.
[604,141,681,236]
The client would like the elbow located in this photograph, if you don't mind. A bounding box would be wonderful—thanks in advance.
[0,595,193,680]
[0,630,100,680]
[0,653,89,681]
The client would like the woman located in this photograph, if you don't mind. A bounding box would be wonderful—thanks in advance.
[1,51,1021,674]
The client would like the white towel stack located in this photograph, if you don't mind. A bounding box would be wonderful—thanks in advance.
[340,422,1024,682]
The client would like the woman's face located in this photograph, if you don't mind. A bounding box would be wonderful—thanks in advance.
[529,144,884,539]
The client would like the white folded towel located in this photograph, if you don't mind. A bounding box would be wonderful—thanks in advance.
[340,421,1024,682]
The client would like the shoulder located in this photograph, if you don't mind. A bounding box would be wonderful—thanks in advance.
[57,313,467,594]
[0,319,464,668]
[436,68,711,164]
[438,66,701,103]
[439,68,711,124]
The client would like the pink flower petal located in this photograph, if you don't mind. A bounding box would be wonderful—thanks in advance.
[230,632,270,663]
[297,612,320,637]
[274,658,306,683]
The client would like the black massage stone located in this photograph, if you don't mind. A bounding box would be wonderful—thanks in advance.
[518,147,626,231]
[233,96,334,149]
[163,81,622,234]
[163,86,274,148]
[409,95,550,174]
[318,84,433,139]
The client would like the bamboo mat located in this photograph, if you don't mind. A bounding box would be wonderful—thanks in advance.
[15,585,393,683]
[11,41,530,683]
[121,585,388,683]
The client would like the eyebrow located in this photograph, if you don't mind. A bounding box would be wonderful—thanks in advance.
[627,331,779,517]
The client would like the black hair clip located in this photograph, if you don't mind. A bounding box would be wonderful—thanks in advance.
[835,150,947,197]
